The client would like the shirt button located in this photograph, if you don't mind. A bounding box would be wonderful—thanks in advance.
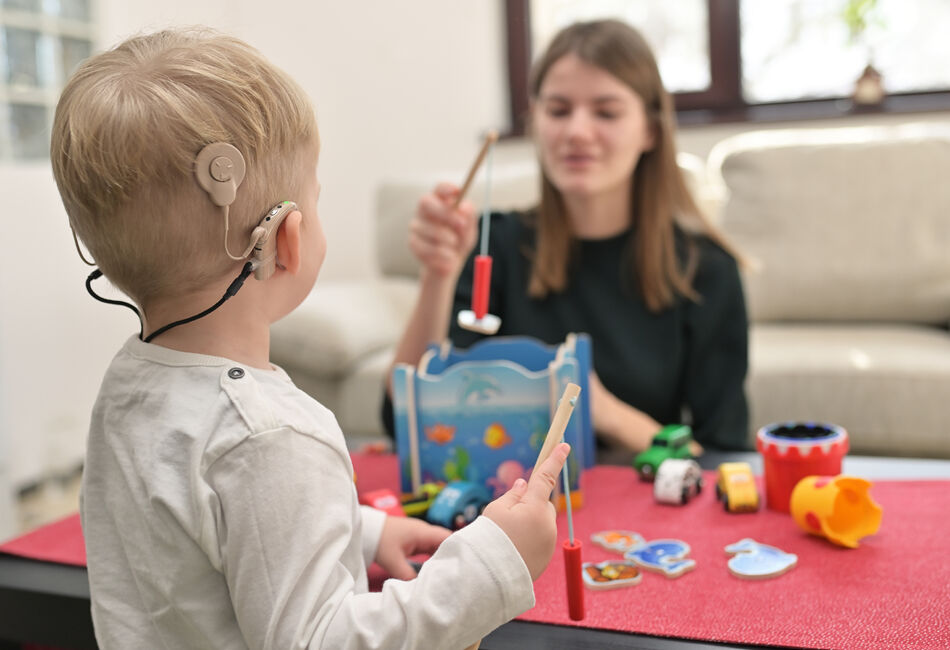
[228,367,245,379]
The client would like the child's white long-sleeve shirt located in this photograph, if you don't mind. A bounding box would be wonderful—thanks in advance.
[81,337,534,649]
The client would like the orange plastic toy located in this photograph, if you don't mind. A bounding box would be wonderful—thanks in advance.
[789,475,883,548]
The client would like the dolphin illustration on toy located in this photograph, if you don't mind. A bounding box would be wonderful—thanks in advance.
[458,371,501,403]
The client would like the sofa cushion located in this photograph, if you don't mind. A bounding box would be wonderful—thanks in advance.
[709,123,950,324]
[748,323,950,457]
[336,347,395,438]
[375,161,540,279]
[271,278,418,379]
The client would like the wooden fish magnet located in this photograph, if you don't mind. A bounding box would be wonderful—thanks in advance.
[724,538,797,580]
[582,560,642,590]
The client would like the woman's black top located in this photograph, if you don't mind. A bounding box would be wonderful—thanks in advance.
[382,210,749,450]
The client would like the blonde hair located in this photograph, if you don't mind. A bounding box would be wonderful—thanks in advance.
[51,27,318,307]
[528,19,739,311]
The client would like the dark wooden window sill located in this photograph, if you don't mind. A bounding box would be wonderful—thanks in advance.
[675,91,950,127]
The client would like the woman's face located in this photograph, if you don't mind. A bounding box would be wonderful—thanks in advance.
[533,53,654,201]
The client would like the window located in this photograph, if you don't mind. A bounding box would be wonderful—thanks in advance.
[506,0,950,132]
[529,0,711,94]
[0,0,95,160]
[741,0,950,102]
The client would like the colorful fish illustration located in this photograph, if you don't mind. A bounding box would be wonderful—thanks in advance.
[483,422,512,449]
[486,460,530,497]
[425,423,456,445]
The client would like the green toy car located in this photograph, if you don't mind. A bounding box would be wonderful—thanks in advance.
[632,424,694,481]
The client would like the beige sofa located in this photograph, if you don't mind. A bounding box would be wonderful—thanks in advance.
[271,124,950,458]
[708,123,950,457]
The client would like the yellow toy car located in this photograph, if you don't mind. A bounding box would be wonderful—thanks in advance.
[400,482,443,518]
[715,462,760,513]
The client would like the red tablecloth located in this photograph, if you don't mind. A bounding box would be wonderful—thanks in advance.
[0,510,86,566]
[4,453,948,650]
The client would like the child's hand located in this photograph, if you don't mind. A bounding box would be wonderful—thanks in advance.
[375,515,451,580]
[409,183,478,278]
[482,442,570,580]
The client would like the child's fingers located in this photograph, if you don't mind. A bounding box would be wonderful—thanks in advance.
[412,522,452,554]
[524,442,570,504]
[490,477,529,510]
[383,554,418,582]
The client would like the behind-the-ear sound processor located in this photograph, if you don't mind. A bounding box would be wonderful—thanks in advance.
[84,141,298,342]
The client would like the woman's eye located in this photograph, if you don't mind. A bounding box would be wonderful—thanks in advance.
[546,107,570,118]
[597,111,619,120]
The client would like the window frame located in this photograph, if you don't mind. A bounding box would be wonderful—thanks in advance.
[504,0,950,134]
[0,2,96,160]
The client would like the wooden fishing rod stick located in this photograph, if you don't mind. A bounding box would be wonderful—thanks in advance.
[534,382,581,472]
[453,130,499,208]
[464,382,581,650]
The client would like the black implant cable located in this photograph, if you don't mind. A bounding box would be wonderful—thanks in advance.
[85,269,144,339]
[85,262,254,343]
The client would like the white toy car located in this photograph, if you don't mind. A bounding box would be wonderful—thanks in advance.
[653,459,703,505]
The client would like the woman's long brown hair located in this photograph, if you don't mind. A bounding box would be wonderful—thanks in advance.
[528,19,740,312]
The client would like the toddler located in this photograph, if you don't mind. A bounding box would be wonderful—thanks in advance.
[51,27,569,649]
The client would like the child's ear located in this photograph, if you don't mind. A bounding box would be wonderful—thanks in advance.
[275,210,303,275]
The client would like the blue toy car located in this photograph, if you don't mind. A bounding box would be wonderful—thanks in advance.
[426,481,492,530]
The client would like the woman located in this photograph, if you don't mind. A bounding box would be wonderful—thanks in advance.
[385,19,748,453]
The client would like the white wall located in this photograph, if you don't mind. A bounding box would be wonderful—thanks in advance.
[0,0,508,513]
[0,165,132,501]
[97,0,509,282]
[2,0,949,535]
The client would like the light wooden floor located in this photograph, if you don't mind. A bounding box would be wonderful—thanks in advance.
[16,466,82,535]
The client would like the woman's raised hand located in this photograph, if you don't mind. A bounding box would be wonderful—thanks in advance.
[409,182,479,279]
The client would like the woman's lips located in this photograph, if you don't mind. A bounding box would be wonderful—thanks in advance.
[562,153,595,168]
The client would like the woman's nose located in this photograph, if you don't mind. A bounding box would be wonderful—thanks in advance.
[564,109,593,142]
